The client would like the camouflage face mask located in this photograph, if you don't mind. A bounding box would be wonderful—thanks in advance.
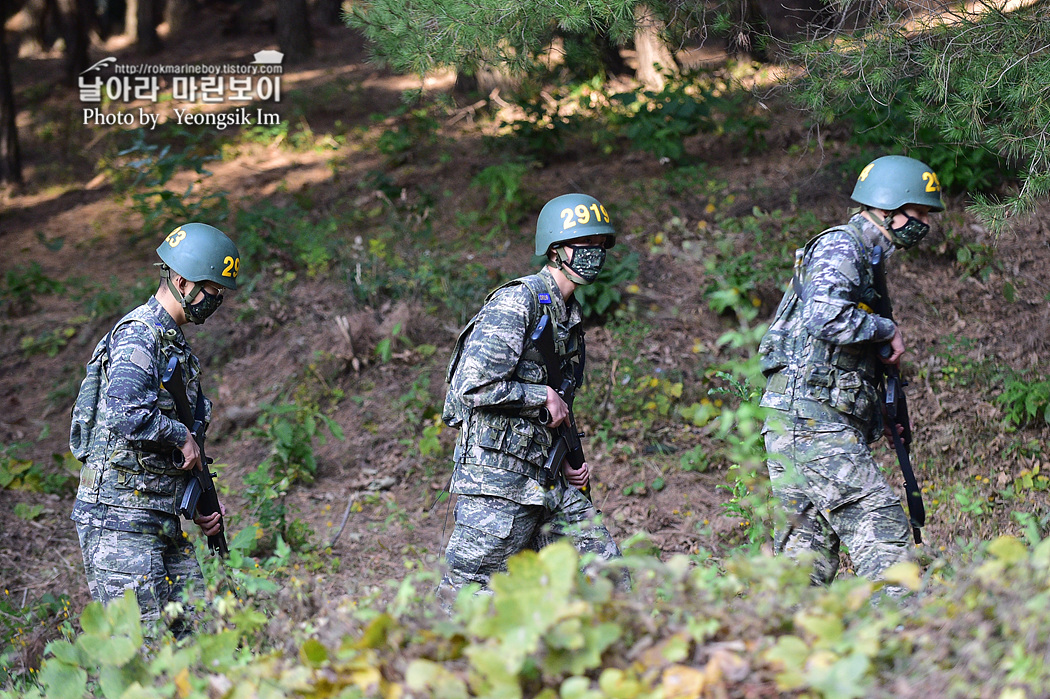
[884,212,930,249]
[563,244,607,285]
[184,288,223,324]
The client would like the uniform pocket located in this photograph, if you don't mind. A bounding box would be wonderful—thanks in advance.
[830,371,878,424]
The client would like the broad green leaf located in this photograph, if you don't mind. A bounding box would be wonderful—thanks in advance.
[98,664,135,699]
[199,630,240,671]
[764,635,809,690]
[228,523,260,551]
[37,661,87,699]
[560,676,602,699]
[45,639,81,665]
[80,601,109,635]
[882,562,922,592]
[795,611,844,647]
[405,659,469,699]
[300,638,329,667]
[988,535,1028,564]
[808,652,871,699]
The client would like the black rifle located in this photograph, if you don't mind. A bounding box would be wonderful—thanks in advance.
[162,355,229,556]
[530,315,590,499]
[871,245,925,544]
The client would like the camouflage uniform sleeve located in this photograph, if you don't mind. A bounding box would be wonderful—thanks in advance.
[451,285,548,411]
[105,323,189,447]
[801,231,896,345]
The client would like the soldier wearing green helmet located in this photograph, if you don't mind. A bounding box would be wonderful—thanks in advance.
[437,193,624,608]
[69,222,240,638]
[757,155,944,597]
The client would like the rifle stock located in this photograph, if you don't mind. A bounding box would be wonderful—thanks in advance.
[530,315,590,498]
[162,356,229,556]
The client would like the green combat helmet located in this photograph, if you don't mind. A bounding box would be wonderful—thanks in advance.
[536,193,616,285]
[851,155,945,248]
[156,223,240,324]
[535,193,616,256]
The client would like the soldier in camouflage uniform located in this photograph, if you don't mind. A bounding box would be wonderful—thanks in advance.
[758,156,944,593]
[437,193,623,603]
[69,223,240,636]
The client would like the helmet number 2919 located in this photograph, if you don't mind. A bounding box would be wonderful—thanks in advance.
[560,204,610,230]
[222,256,240,279]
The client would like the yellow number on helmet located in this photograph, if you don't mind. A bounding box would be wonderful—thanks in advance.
[166,228,187,247]
[922,171,941,193]
[560,208,576,229]
[858,163,875,182]
[222,256,240,278]
[574,204,590,225]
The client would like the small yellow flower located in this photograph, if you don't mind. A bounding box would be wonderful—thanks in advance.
[705,203,716,214]
[697,220,708,230]
[691,340,703,353]
[626,283,640,294]
[653,233,665,244]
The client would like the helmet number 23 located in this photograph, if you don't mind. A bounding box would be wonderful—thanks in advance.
[561,204,610,230]
[222,256,240,279]
[166,228,186,247]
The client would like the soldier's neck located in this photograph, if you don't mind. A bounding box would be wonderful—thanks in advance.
[155,287,188,327]
[546,264,576,301]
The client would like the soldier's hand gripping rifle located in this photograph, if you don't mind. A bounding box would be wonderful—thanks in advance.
[871,245,925,544]
[530,315,591,499]
[162,355,229,556]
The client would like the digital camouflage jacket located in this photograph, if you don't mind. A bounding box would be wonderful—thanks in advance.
[70,297,210,534]
[444,267,584,506]
[759,213,897,440]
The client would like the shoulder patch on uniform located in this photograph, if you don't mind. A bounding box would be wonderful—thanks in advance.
[538,292,552,304]
[129,347,152,371]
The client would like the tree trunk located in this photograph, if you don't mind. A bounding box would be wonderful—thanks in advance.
[164,0,196,35]
[127,0,160,53]
[62,0,93,81]
[277,0,313,63]
[317,0,342,26]
[633,4,678,91]
[124,0,137,39]
[0,0,23,185]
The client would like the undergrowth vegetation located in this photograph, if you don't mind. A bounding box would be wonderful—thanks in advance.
[3,48,1049,699]
[6,536,1050,699]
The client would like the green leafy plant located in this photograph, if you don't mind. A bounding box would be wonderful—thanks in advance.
[997,373,1050,427]
[470,161,537,231]
[0,591,73,688]
[0,447,78,495]
[1,263,64,317]
[246,401,345,551]
[101,126,228,236]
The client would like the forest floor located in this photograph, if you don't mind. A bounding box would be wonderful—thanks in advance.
[2,6,1049,674]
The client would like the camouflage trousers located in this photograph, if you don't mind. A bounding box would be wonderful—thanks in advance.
[75,522,204,637]
[763,412,911,593]
[438,485,623,602]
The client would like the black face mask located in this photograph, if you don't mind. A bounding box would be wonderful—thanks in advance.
[185,288,223,324]
[562,244,607,285]
[884,212,930,249]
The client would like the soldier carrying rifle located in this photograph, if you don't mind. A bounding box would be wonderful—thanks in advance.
[438,193,624,605]
[69,223,239,637]
[758,155,944,596]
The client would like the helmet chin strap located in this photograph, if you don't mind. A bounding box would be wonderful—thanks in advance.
[161,265,203,312]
